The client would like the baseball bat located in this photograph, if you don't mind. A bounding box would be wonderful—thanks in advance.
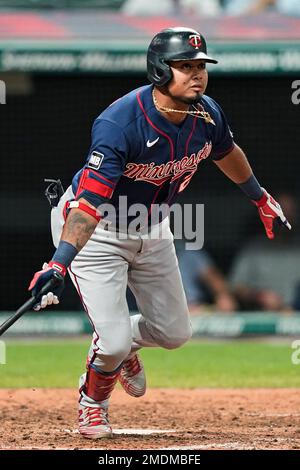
[0,272,64,337]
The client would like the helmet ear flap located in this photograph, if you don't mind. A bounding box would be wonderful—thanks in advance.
[147,57,172,86]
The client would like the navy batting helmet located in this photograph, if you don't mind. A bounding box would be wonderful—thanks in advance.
[147,27,218,87]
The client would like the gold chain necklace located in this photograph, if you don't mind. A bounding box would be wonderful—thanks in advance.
[152,89,215,126]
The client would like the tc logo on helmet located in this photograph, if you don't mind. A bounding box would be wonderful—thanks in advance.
[188,34,202,50]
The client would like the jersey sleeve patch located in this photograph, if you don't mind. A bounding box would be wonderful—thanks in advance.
[87,151,104,170]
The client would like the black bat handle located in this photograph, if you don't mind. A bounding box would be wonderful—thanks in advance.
[0,272,64,337]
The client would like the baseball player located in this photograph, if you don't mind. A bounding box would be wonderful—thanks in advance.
[28,27,291,439]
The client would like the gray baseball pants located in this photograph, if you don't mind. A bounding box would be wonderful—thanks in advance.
[51,186,192,372]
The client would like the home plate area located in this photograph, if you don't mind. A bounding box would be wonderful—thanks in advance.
[0,388,300,449]
[64,428,178,435]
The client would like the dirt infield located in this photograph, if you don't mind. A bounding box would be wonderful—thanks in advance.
[0,388,300,450]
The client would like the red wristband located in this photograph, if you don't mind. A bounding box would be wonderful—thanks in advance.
[48,260,67,277]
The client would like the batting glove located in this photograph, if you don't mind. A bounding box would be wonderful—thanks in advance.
[252,189,291,240]
[28,261,66,311]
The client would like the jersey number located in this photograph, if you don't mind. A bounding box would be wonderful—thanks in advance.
[178,172,194,193]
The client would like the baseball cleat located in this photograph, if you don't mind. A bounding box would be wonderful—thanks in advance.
[119,353,146,397]
[78,404,112,439]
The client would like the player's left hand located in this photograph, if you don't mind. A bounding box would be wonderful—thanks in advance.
[28,262,66,311]
[252,189,291,239]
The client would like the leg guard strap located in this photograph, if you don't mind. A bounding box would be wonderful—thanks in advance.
[81,364,121,403]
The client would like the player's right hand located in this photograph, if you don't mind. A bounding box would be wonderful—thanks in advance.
[28,261,66,311]
[252,189,292,240]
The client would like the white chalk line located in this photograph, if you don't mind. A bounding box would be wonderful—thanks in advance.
[159,443,256,450]
[159,437,296,451]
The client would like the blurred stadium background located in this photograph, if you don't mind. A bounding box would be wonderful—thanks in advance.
[1,0,300,339]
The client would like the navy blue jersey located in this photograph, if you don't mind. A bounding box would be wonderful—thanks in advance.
[72,84,234,227]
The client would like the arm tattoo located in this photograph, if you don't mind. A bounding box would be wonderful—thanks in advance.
[63,211,97,251]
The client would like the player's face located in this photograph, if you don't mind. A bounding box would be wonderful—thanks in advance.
[167,59,208,105]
